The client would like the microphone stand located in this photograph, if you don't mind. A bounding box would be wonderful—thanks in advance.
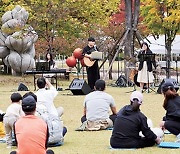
[175,59,178,84]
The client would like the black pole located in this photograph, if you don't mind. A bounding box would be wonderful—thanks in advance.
[176,59,178,83]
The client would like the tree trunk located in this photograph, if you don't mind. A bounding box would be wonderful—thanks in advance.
[165,31,172,78]
[124,0,133,77]
[108,52,113,79]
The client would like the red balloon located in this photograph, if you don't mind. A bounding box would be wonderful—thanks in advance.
[73,48,83,59]
[66,56,77,67]
[80,58,86,67]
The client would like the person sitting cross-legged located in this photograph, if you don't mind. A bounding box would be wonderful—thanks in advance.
[3,93,24,148]
[159,81,180,142]
[77,79,117,131]
[110,91,161,149]
[10,95,54,154]
[22,92,67,146]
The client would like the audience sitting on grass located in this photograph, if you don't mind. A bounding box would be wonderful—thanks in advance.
[23,92,67,146]
[3,93,24,148]
[76,79,117,131]
[10,95,54,154]
[159,81,180,142]
[110,91,161,149]
[35,77,64,118]
[0,110,5,138]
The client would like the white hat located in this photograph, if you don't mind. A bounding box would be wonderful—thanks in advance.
[130,91,143,104]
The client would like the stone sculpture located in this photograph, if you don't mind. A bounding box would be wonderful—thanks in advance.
[0,5,38,75]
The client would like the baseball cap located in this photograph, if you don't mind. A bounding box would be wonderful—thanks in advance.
[161,81,174,93]
[88,37,95,42]
[130,91,143,104]
[22,95,36,112]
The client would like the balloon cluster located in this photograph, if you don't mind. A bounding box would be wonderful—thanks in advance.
[0,5,38,74]
[66,48,85,67]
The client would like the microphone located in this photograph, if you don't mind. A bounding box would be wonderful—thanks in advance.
[94,45,97,51]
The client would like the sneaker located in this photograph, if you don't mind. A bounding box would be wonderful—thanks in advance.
[175,139,180,143]
[177,133,180,139]
[175,134,180,143]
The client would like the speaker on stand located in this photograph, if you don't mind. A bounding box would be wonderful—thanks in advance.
[69,78,91,95]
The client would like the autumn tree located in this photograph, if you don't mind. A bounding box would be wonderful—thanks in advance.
[141,0,180,78]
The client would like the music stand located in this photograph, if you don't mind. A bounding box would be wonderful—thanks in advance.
[138,53,156,93]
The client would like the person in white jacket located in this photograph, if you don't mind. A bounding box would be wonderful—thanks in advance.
[35,77,63,117]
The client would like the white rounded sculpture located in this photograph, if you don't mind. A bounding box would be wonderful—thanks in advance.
[0,5,38,74]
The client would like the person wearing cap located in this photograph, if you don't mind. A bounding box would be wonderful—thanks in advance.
[35,77,64,117]
[110,91,161,148]
[11,95,54,154]
[76,79,117,131]
[159,81,180,142]
[3,93,24,148]
[82,37,100,90]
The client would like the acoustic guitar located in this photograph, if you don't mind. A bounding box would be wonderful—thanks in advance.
[83,56,95,67]
[83,51,102,67]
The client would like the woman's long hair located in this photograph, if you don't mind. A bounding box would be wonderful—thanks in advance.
[130,99,140,111]
[45,52,53,62]
[163,88,179,109]
[141,42,151,52]
[45,52,55,67]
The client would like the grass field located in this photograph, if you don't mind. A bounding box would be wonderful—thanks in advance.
[0,75,179,154]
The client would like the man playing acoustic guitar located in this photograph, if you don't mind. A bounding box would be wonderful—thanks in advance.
[82,37,100,90]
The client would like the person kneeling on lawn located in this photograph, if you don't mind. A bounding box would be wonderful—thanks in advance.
[110,91,161,148]
[77,79,117,131]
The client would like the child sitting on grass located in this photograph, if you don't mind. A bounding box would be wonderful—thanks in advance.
[3,93,24,148]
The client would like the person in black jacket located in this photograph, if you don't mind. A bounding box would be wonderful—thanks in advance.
[82,37,100,90]
[137,42,156,92]
[45,52,56,69]
[159,81,180,140]
[110,91,161,148]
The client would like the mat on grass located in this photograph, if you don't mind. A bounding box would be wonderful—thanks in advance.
[0,137,6,143]
[109,146,136,150]
[158,142,180,148]
[164,130,171,134]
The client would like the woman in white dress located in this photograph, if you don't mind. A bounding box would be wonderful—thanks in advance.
[137,42,156,92]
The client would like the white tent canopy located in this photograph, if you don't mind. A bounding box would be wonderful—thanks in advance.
[145,35,180,54]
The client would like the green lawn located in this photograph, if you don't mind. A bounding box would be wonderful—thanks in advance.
[0,75,179,154]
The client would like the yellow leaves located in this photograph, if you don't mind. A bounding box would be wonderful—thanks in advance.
[149,8,157,15]
[141,0,180,34]
[2,0,11,4]
[5,3,15,11]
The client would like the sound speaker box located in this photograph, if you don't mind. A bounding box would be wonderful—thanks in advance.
[157,78,179,94]
[18,83,29,91]
[69,78,91,95]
